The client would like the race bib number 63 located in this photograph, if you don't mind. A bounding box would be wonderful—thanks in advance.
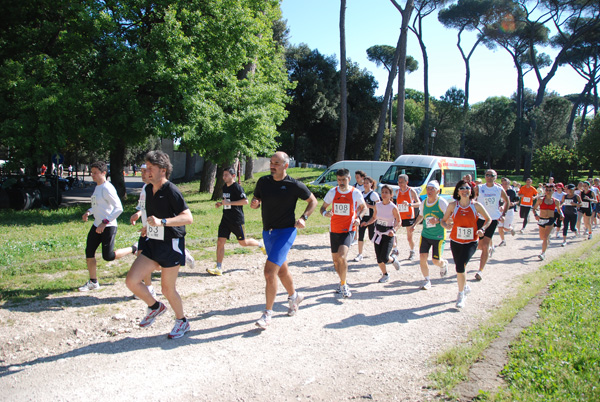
[147,225,165,241]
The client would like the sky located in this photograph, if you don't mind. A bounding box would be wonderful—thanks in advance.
[280,0,588,104]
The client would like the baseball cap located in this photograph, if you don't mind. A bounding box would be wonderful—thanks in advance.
[426,180,440,190]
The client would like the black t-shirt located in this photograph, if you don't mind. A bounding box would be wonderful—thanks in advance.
[145,181,189,239]
[222,182,246,224]
[254,174,312,230]
[506,189,519,211]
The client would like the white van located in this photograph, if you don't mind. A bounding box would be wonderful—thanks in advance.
[378,155,477,199]
[311,160,392,187]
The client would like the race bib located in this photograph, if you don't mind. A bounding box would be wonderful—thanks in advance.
[147,225,165,241]
[483,196,497,207]
[457,227,474,240]
[138,200,146,211]
[333,203,350,216]
[425,216,437,228]
[563,199,573,206]
[538,218,549,226]
[91,195,98,209]
[522,197,531,203]
[398,203,409,213]
[582,201,589,208]
[223,193,231,210]
[376,219,390,227]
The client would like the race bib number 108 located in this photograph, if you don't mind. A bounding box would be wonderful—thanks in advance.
[333,203,350,216]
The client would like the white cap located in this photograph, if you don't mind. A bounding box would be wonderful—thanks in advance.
[140,164,147,169]
[426,180,440,190]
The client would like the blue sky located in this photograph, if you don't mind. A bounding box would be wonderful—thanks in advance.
[280,0,587,104]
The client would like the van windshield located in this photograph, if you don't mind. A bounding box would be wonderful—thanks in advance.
[380,165,431,187]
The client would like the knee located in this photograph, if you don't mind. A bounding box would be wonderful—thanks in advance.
[217,238,227,247]
[102,251,116,261]
[161,284,176,299]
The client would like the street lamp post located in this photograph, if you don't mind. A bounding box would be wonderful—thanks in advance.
[430,128,437,156]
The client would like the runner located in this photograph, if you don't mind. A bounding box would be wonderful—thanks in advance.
[576,181,584,235]
[518,178,538,233]
[353,170,366,192]
[533,184,563,260]
[320,168,366,296]
[393,174,421,260]
[208,167,265,276]
[250,152,317,329]
[354,176,380,262]
[579,181,595,240]
[497,177,518,246]
[552,183,566,238]
[79,161,136,292]
[441,180,491,309]
[362,185,401,283]
[411,180,449,290]
[125,151,194,339]
[474,169,510,281]
[591,178,600,229]
[560,184,581,246]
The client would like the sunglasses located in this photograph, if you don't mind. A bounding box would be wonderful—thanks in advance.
[485,174,496,177]
[459,186,471,190]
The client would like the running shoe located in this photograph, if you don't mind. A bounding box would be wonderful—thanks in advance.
[538,253,545,261]
[335,284,342,294]
[78,280,100,292]
[510,228,516,236]
[168,319,190,339]
[131,242,139,255]
[498,240,506,247]
[207,265,222,276]
[475,271,483,281]
[464,284,472,295]
[439,260,448,277]
[351,238,358,246]
[391,248,399,257]
[340,284,352,298]
[456,291,466,308]
[255,311,272,329]
[379,273,390,283]
[420,280,431,290]
[518,229,524,235]
[588,233,593,240]
[287,293,304,316]
[488,246,495,259]
[353,254,364,262]
[555,232,561,239]
[392,257,401,271]
[185,248,195,269]
[408,250,416,261]
[139,302,167,327]
[562,241,567,247]
[258,240,267,255]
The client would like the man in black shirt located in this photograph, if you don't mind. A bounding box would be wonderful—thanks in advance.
[208,167,265,276]
[125,150,194,339]
[250,152,317,329]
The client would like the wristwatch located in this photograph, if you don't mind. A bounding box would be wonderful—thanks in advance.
[102,219,109,225]
[161,218,167,226]
[301,214,309,221]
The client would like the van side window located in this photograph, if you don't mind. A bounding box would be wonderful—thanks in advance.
[432,169,441,183]
[444,170,463,188]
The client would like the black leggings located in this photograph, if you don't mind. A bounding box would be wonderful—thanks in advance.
[520,206,531,229]
[450,240,478,274]
[562,214,577,236]
[85,225,117,260]
[374,234,394,264]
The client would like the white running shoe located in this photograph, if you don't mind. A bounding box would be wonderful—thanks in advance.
[391,248,399,257]
[498,240,506,247]
[408,250,416,261]
[456,291,466,308]
[561,241,567,247]
[255,311,272,330]
[379,273,390,283]
[185,248,195,269]
[287,293,304,316]
[510,228,516,236]
[488,246,495,259]
[168,319,190,339]
[538,253,545,261]
[78,280,100,292]
[439,260,448,277]
[518,229,524,235]
[475,271,483,281]
[353,254,364,262]
[420,280,431,290]
[340,284,352,298]
[464,284,472,295]
[392,257,401,271]
[588,233,593,240]
[139,302,167,327]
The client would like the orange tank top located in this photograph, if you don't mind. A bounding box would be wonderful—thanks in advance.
[450,202,479,244]
[330,187,357,233]
[396,188,415,220]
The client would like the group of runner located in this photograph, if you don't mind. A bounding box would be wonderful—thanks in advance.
[79,152,600,337]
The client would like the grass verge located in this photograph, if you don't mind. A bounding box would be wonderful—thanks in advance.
[430,237,600,401]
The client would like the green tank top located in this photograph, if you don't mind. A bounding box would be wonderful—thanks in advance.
[421,198,446,240]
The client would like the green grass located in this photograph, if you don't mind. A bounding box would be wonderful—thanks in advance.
[430,239,600,401]
[0,167,328,302]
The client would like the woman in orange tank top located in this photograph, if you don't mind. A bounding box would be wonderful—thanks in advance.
[441,180,491,309]
[533,184,563,261]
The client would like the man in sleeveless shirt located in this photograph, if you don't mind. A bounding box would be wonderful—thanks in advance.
[474,169,510,281]
[394,174,422,260]
[320,169,366,298]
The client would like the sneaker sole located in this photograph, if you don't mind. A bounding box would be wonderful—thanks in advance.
[287,295,304,316]
[255,322,269,330]
[139,306,166,328]
[475,273,482,281]
[168,326,190,339]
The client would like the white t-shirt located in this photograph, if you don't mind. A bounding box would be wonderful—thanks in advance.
[477,183,503,220]
[323,186,366,212]
[136,183,148,226]
[88,181,123,227]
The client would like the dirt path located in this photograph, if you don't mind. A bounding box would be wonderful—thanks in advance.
[0,225,586,401]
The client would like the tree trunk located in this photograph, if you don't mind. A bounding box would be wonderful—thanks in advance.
[200,160,217,194]
[184,149,195,181]
[515,61,524,176]
[337,0,348,162]
[211,162,236,201]
[414,16,430,155]
[566,81,594,142]
[245,156,254,180]
[109,138,126,200]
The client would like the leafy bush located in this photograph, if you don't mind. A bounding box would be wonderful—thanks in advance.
[306,184,333,199]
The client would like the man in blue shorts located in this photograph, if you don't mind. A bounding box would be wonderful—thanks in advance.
[250,152,317,329]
